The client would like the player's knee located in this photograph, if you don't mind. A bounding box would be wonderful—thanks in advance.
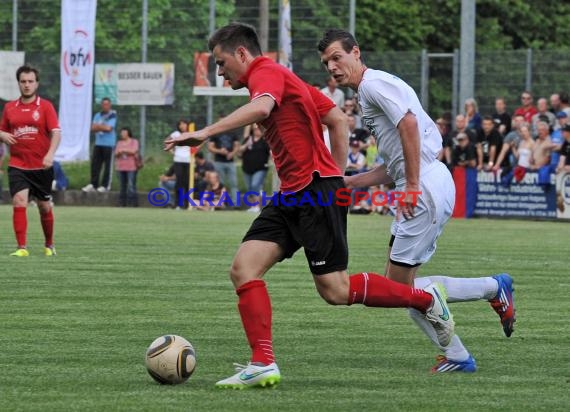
[229,260,260,287]
[317,287,348,306]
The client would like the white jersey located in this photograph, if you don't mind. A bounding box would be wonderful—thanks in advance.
[170,130,191,163]
[357,69,442,185]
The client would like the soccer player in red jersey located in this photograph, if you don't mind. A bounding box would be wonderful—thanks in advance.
[164,23,454,389]
[0,65,61,257]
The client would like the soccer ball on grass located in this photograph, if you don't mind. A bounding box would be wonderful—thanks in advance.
[145,334,196,384]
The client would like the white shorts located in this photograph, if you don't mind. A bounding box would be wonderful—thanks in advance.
[389,161,455,266]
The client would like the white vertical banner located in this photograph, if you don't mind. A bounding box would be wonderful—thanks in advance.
[57,0,97,162]
[0,51,25,101]
[278,0,292,70]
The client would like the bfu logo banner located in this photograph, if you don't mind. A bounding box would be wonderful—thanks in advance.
[62,29,93,88]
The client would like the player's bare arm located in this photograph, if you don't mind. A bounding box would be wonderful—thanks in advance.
[492,143,510,172]
[344,164,392,189]
[321,106,349,173]
[0,130,17,145]
[398,112,421,218]
[43,129,62,168]
[164,96,275,151]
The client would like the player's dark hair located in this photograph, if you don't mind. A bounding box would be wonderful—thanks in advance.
[195,151,204,159]
[121,127,133,137]
[101,97,111,103]
[176,119,187,132]
[208,22,262,56]
[483,115,494,122]
[16,65,39,82]
[559,91,569,104]
[317,29,359,53]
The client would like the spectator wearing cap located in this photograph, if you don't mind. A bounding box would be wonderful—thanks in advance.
[452,132,477,168]
[556,124,570,174]
[346,139,366,176]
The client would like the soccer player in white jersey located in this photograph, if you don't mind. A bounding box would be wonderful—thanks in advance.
[318,29,516,373]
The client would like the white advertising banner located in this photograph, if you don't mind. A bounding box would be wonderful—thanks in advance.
[57,0,97,162]
[94,63,175,105]
[0,51,25,101]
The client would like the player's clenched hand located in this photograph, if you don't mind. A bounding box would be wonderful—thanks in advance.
[0,132,17,145]
[163,130,207,151]
[42,153,54,169]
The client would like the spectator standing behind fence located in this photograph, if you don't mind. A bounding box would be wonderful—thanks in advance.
[464,97,481,131]
[500,125,534,187]
[476,116,502,171]
[550,112,568,169]
[452,132,477,168]
[531,121,556,189]
[347,114,370,155]
[342,97,362,128]
[493,114,526,174]
[550,93,561,115]
[82,97,117,193]
[556,124,570,174]
[559,91,570,118]
[436,117,453,168]
[208,115,240,205]
[114,127,139,207]
[239,124,270,213]
[532,98,557,135]
[492,97,511,136]
[320,75,345,108]
[168,120,191,210]
[451,114,477,145]
[514,91,538,124]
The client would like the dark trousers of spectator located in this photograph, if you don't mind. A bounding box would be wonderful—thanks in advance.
[117,171,138,207]
[91,145,114,189]
[174,162,190,209]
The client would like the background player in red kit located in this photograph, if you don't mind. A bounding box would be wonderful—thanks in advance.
[0,65,61,257]
[164,23,454,389]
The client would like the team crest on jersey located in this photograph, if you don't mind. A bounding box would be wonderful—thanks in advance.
[32,110,40,121]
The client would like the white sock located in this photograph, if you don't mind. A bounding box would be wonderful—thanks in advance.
[414,276,499,303]
[408,308,470,362]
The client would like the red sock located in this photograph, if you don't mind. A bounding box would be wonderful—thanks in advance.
[236,279,274,365]
[40,209,54,247]
[348,272,432,312]
[13,207,27,249]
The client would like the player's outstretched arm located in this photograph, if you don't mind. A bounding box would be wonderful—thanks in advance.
[164,96,275,151]
[344,164,392,188]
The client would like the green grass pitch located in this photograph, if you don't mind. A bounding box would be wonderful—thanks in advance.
[0,206,568,411]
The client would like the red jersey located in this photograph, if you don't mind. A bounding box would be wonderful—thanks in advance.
[239,57,341,192]
[514,106,538,124]
[0,96,60,170]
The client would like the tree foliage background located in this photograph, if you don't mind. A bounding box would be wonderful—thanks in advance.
[1,0,570,148]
